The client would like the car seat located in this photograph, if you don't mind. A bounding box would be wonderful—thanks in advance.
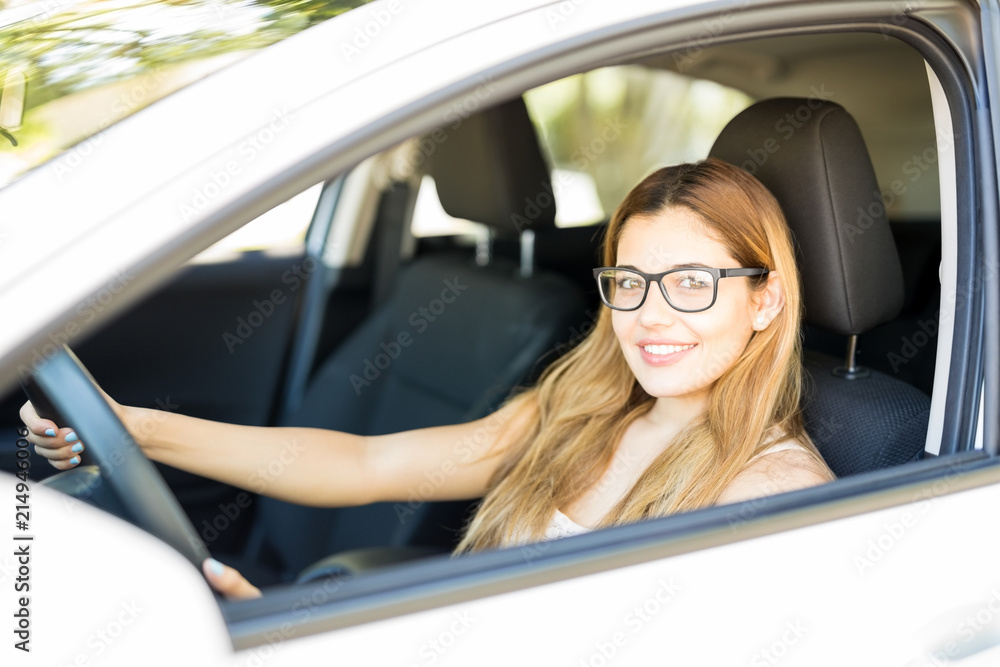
[710,98,931,476]
[241,97,588,582]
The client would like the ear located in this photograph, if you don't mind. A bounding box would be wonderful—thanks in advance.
[751,271,785,331]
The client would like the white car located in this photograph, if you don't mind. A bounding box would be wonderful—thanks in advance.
[2,0,999,664]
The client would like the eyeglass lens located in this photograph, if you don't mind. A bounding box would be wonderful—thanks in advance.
[597,268,716,311]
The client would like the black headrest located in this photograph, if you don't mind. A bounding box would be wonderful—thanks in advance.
[710,98,904,335]
[430,97,555,235]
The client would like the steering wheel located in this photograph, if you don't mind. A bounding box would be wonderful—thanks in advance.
[22,346,210,567]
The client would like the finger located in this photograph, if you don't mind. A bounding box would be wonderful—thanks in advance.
[33,428,84,470]
[202,559,261,600]
[36,455,81,472]
[34,438,83,460]
[18,401,59,440]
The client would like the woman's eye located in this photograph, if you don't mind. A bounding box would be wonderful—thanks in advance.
[678,275,709,289]
[618,277,644,290]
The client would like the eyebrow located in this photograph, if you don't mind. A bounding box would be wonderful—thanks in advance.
[617,262,713,271]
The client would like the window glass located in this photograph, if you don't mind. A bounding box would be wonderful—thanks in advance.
[411,174,486,239]
[525,65,754,226]
[189,182,323,262]
[0,0,371,188]
[410,65,753,236]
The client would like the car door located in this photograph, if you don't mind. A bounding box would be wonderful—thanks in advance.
[4,1,1000,665]
[206,1,1000,663]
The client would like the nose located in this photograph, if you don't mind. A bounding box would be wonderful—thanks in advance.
[635,280,677,327]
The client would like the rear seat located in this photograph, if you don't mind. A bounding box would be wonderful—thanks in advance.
[240,97,588,582]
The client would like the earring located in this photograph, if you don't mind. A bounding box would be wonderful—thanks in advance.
[756,315,765,328]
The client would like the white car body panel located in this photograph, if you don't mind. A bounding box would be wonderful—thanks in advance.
[5,467,1000,665]
[0,0,996,664]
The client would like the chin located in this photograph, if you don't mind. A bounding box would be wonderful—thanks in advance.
[634,376,712,401]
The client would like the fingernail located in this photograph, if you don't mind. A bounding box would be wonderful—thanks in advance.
[207,558,225,576]
[69,456,80,465]
[65,432,78,443]
[44,428,56,437]
[71,444,83,453]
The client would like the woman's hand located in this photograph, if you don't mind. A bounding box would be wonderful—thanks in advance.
[202,559,261,599]
[19,400,85,470]
[20,386,128,470]
[22,397,260,599]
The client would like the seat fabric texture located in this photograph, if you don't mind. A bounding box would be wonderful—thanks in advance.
[710,98,931,476]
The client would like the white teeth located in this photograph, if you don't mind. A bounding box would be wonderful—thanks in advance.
[643,344,694,355]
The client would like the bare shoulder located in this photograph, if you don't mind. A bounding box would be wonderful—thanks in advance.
[716,442,835,505]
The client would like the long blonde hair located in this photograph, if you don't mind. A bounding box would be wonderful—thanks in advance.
[457,158,827,552]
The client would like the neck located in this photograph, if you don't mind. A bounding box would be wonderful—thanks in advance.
[644,390,709,430]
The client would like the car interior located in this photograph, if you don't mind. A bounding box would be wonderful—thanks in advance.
[0,29,954,587]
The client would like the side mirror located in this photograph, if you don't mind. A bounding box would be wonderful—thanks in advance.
[0,65,26,146]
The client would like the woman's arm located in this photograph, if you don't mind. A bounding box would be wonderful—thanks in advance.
[715,446,834,505]
[21,394,534,508]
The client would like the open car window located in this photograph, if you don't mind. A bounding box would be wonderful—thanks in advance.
[412,66,754,236]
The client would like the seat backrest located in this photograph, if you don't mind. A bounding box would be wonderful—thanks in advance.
[710,98,931,477]
[249,98,587,579]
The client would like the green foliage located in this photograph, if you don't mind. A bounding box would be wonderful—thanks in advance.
[0,0,372,176]
[0,0,372,112]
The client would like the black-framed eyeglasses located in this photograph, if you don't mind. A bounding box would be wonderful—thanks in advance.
[593,266,769,312]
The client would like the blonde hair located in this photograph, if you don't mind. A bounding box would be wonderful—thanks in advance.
[457,158,828,552]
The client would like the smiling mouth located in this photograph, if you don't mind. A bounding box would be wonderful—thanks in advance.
[642,343,696,355]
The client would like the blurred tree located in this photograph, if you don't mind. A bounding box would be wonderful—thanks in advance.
[0,0,369,176]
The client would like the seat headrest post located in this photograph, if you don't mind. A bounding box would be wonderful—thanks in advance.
[519,229,535,278]
[475,230,492,267]
[833,334,870,380]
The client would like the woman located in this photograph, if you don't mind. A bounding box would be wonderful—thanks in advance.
[21,157,835,598]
